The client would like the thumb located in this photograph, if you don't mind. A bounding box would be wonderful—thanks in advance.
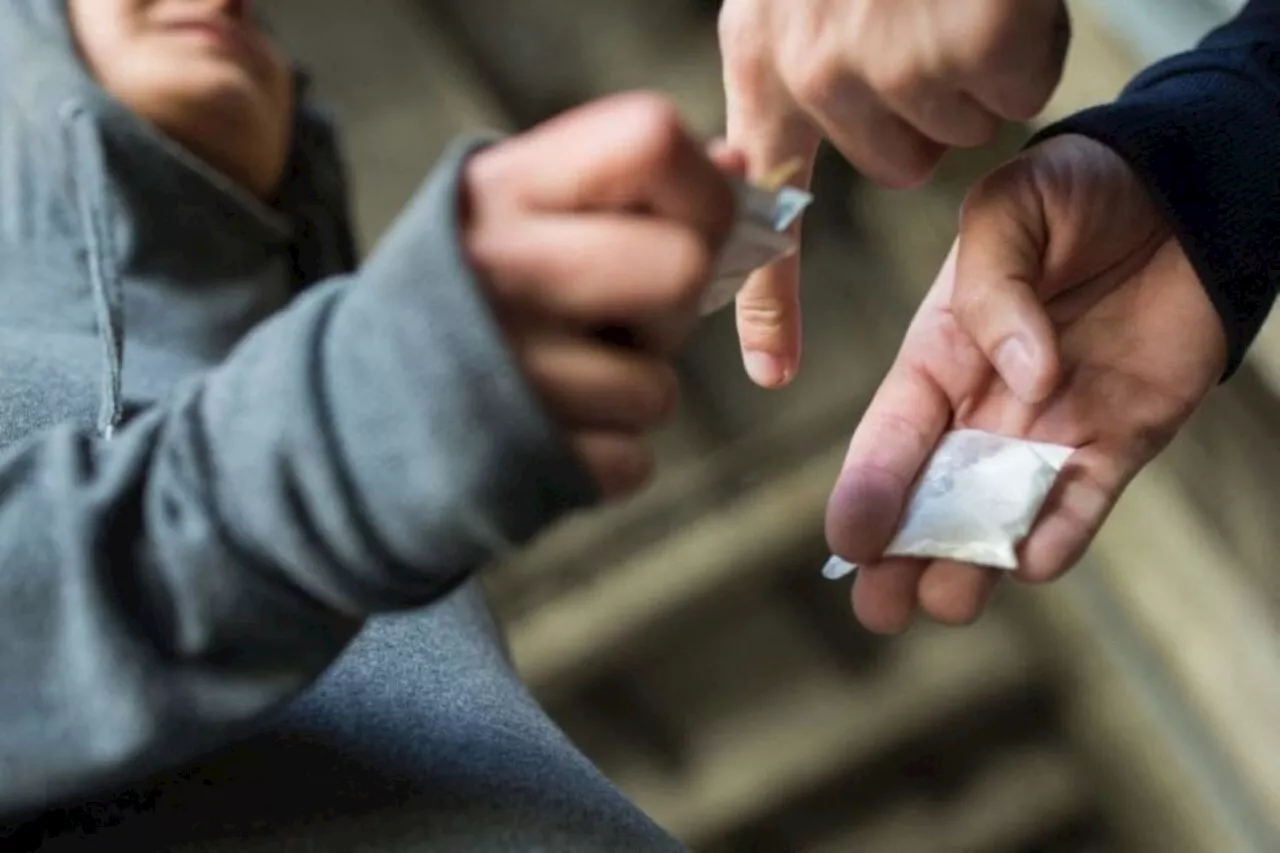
[951,165,1061,403]
[726,83,821,388]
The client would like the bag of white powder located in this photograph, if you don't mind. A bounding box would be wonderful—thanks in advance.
[824,429,1075,579]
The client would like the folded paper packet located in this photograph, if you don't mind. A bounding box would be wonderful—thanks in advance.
[700,180,813,316]
[823,429,1076,580]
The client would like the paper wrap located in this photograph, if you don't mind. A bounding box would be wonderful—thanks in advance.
[824,429,1076,579]
[700,181,812,316]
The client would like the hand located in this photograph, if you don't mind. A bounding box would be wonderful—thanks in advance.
[825,134,1227,634]
[462,94,737,499]
[719,0,1071,387]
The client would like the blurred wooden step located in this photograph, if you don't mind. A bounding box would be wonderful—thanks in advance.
[610,614,1039,846]
[504,438,845,694]
[799,747,1095,853]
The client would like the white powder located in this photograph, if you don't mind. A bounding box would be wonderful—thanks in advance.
[824,429,1075,578]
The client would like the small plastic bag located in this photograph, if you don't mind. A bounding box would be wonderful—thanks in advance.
[823,429,1075,579]
[700,181,812,316]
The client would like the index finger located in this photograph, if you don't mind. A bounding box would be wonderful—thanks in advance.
[826,359,952,564]
[725,75,821,387]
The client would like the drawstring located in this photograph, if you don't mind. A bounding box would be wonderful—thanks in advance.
[63,103,124,440]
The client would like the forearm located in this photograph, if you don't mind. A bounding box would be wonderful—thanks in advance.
[0,139,594,815]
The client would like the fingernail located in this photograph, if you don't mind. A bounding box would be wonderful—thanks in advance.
[994,335,1039,400]
[744,351,788,387]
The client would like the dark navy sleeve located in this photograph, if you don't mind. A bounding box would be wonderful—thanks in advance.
[1031,0,1280,376]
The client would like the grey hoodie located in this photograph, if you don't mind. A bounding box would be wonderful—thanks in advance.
[0,2,680,849]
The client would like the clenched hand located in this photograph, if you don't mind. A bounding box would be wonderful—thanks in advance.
[720,0,1070,386]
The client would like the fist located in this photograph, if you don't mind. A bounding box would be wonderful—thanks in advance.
[462,94,737,498]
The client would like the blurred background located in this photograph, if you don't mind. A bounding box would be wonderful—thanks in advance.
[269,1,1277,850]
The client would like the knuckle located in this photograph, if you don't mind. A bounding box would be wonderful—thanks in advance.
[718,1,767,68]
[786,56,843,113]
[624,94,691,171]
[920,587,982,627]
[459,161,507,264]
[866,56,923,104]
[461,218,516,292]
[772,2,832,104]
[947,274,997,333]
[462,146,506,202]
[948,265,993,324]
[722,44,775,108]
[736,293,793,343]
[854,596,914,636]
[737,293,790,329]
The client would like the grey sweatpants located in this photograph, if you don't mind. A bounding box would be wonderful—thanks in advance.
[24,580,685,852]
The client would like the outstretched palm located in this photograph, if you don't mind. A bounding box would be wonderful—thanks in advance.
[827,135,1227,633]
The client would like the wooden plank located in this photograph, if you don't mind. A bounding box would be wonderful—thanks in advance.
[1086,466,1280,845]
[803,747,1091,853]
[613,615,1039,846]
[506,440,844,693]
[1017,573,1276,853]
[1159,370,1280,608]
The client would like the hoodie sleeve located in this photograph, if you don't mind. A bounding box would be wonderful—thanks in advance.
[0,139,597,816]
[1030,0,1280,377]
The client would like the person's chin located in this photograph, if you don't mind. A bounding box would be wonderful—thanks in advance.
[184,59,269,103]
[164,68,281,134]
[184,81,289,194]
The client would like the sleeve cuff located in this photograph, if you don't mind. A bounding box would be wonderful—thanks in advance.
[1029,45,1280,377]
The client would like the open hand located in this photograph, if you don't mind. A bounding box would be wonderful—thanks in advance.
[826,134,1227,633]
